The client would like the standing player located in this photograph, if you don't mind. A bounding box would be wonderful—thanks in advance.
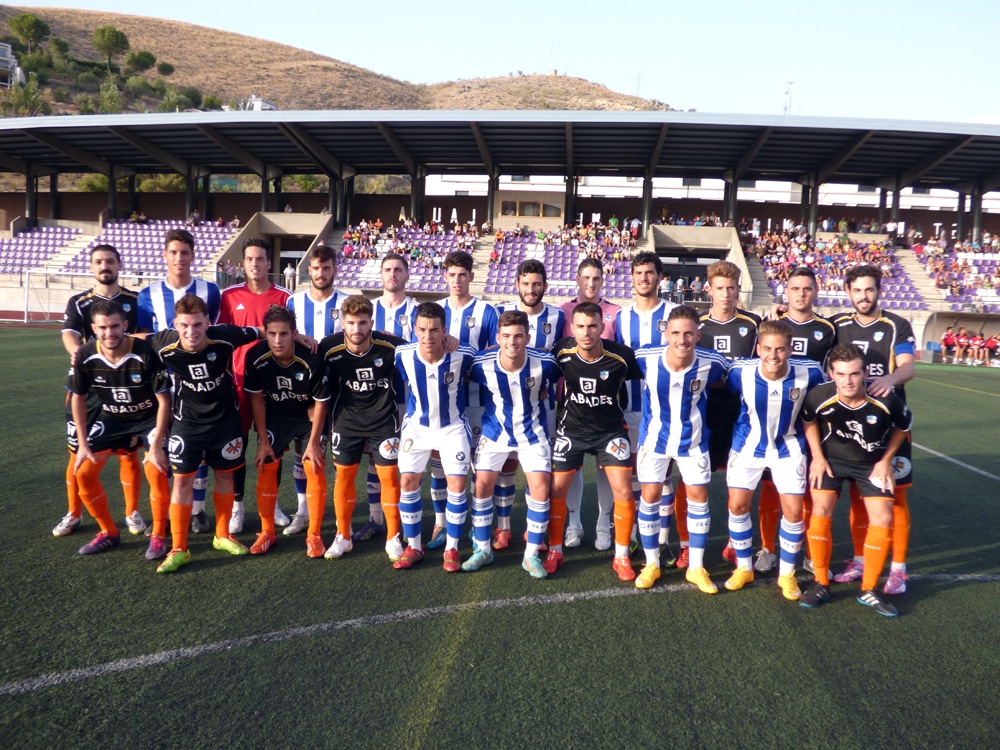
[244,306,329,557]
[67,300,172,557]
[137,228,222,534]
[722,320,825,599]
[315,296,406,562]
[615,252,677,559]
[218,238,292,534]
[634,306,730,590]
[493,259,565,548]
[147,295,261,573]
[465,310,561,578]
[830,265,916,594]
[674,260,761,569]
[559,257,622,550]
[547,303,644,582]
[800,344,912,617]
[56,244,143,538]
[393,302,477,571]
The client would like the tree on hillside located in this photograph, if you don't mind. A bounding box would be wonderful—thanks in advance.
[49,37,70,60]
[92,25,130,71]
[7,13,50,54]
[99,77,122,114]
[125,50,156,75]
[1,72,51,117]
[157,62,174,77]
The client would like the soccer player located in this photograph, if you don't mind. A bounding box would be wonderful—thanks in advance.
[218,238,292,534]
[940,326,957,364]
[674,260,761,569]
[615,252,677,560]
[753,266,837,573]
[146,294,261,573]
[393,302,477,571]
[243,306,330,557]
[634,306,730,590]
[426,251,498,550]
[559,257,621,550]
[493,258,566,548]
[955,326,970,364]
[799,344,912,617]
[67,300,172,557]
[283,244,350,534]
[137,228,222,534]
[830,264,916,594]
[548,302,644,582]
[722,319,825,599]
[56,244,143,538]
[968,330,985,365]
[466,310,561,578]
[315,296,406,562]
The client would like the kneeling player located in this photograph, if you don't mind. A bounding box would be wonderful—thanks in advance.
[800,344,912,617]
[466,310,561,578]
[244,306,330,557]
[724,320,825,599]
[67,300,172,558]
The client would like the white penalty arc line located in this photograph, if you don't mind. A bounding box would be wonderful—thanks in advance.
[912,442,1000,482]
[4,573,1000,697]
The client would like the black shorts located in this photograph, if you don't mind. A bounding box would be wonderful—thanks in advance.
[331,431,400,467]
[67,414,157,455]
[552,428,632,473]
[168,411,244,475]
[816,458,895,499]
[264,418,314,462]
[890,435,913,488]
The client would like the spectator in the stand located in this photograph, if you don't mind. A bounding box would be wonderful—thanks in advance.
[186,209,202,226]
[284,262,296,291]
[230,215,240,229]
[216,217,225,227]
[689,276,704,302]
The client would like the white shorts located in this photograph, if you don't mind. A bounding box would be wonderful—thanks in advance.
[726,450,806,495]
[624,410,641,447]
[466,406,485,442]
[637,448,710,486]
[474,434,551,474]
[398,420,472,477]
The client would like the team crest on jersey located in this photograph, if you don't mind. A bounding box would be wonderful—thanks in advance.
[604,313,613,321]
[379,438,400,459]
[398,315,409,327]
[789,388,801,401]
[657,320,668,333]
[599,370,609,380]
[466,317,477,329]
[605,438,630,460]
[221,437,243,461]
[131,373,142,383]
[374,357,383,368]
[690,379,702,393]
[445,372,455,384]
[867,414,878,424]
[330,309,340,320]
[873,331,884,342]
[814,330,824,340]
[542,322,552,335]
[526,377,536,388]
[738,327,749,337]
[122,303,132,312]
[402,438,413,453]
[207,352,217,362]
[295,372,304,381]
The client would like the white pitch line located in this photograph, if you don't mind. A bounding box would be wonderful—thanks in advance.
[3,573,1000,697]
[912,442,1000,482]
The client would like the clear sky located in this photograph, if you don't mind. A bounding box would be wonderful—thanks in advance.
[15,0,1000,123]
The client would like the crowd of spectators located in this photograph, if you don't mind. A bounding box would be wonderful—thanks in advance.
[338,217,480,271]
[916,234,1000,300]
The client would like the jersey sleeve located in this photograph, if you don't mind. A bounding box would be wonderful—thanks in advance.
[67,351,90,396]
[207,284,222,324]
[310,357,331,402]
[211,324,259,347]
[218,290,234,325]
[242,353,264,394]
[137,287,154,331]
[725,364,744,395]
[614,310,624,344]
[800,387,820,423]
[62,296,84,337]
[894,318,917,358]
[888,394,913,432]
[481,305,500,350]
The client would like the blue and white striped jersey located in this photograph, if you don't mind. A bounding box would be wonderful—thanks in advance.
[287,289,350,339]
[636,346,730,456]
[394,343,477,430]
[615,300,677,411]
[439,297,499,408]
[470,348,562,448]
[496,302,566,351]
[373,296,419,342]
[727,358,826,459]
[137,279,221,332]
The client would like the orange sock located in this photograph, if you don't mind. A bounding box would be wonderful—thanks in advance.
[758,480,781,551]
[304,458,326,536]
[892,488,910,565]
[169,502,192,551]
[76,452,118,536]
[861,524,892,591]
[214,490,235,538]
[613,498,635,549]
[144,461,170,537]
[66,455,83,517]
[807,514,833,586]
[674,481,689,544]
[848,484,868,558]
[256,461,280,535]
[118,450,141,517]
[549,485,568,547]
[375,464,401,540]
[333,463,358,537]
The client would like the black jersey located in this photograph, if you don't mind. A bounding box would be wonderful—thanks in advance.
[66,337,168,438]
[801,382,912,464]
[552,337,642,438]
[319,331,407,436]
[830,309,916,400]
[781,313,837,365]
[149,325,259,423]
[62,287,140,341]
[243,340,330,425]
[699,309,762,360]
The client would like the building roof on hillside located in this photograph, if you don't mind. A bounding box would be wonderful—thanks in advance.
[2,110,1000,194]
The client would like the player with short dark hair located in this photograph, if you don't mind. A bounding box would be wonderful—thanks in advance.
[800,344,913,616]
[940,326,957,364]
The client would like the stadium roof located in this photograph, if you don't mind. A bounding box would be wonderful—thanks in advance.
[3,110,1000,194]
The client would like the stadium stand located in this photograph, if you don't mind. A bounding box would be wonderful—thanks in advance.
[0,226,82,274]
[915,241,1000,313]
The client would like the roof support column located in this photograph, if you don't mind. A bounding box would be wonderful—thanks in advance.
[877,187,887,226]
[723,179,738,227]
[487,175,499,229]
[259,170,269,213]
[186,173,197,217]
[798,184,809,224]
[890,185,900,222]
[564,174,576,229]
[24,173,37,229]
[956,192,966,242]
[641,174,653,238]
[327,180,336,217]
[971,186,983,244]
[333,177,345,226]
[126,174,137,215]
[107,173,118,221]
[201,175,212,222]
[49,174,60,221]
[273,176,283,213]
[410,173,425,225]
[344,176,355,228]
[807,182,820,238]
